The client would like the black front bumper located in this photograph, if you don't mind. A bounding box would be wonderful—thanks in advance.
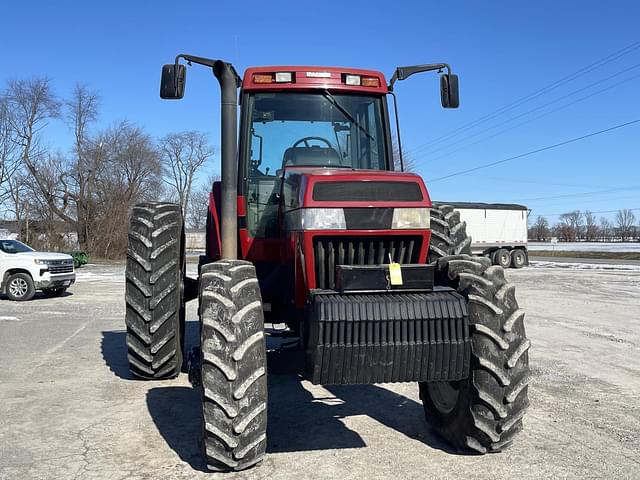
[305,288,470,385]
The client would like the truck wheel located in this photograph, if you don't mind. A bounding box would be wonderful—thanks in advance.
[6,273,35,301]
[42,287,67,297]
[125,202,185,380]
[419,254,530,453]
[493,248,512,268]
[511,249,526,269]
[428,204,472,261]
[199,260,267,472]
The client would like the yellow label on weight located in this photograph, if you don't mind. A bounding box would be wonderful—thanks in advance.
[389,262,403,286]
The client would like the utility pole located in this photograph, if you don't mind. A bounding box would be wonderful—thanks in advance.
[24,201,29,244]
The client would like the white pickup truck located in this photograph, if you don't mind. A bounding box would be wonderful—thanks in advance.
[0,239,76,301]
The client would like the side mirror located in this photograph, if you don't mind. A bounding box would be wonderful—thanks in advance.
[440,73,459,108]
[160,64,186,99]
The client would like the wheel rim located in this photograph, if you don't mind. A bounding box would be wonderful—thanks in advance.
[426,381,460,414]
[500,251,510,266]
[9,278,28,298]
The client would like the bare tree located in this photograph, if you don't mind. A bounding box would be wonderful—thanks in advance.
[187,183,210,229]
[65,83,100,250]
[187,174,220,229]
[89,121,163,257]
[5,77,61,193]
[4,78,71,233]
[584,210,598,241]
[616,209,636,241]
[599,217,612,242]
[160,131,214,217]
[557,210,583,242]
[0,97,20,205]
[392,135,417,172]
[530,215,549,241]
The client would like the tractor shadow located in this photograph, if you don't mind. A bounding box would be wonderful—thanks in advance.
[267,374,455,454]
[100,320,201,380]
[103,326,455,468]
[146,386,208,472]
[145,373,454,470]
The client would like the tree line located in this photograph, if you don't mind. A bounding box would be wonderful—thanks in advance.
[0,77,215,258]
[528,209,639,242]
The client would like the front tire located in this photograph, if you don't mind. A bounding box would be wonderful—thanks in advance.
[199,260,268,472]
[419,255,530,453]
[6,273,35,301]
[125,202,185,380]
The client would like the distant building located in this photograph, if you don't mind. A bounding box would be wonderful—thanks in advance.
[185,229,206,251]
[0,221,19,240]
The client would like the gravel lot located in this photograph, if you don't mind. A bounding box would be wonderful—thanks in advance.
[1,262,639,480]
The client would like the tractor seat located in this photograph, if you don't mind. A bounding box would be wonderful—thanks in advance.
[283,146,341,167]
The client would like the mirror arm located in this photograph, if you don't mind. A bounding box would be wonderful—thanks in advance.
[388,63,452,91]
[174,54,241,86]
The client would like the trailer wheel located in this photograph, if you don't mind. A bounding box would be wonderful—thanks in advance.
[125,202,185,380]
[493,248,512,268]
[199,260,267,472]
[511,249,526,269]
[429,204,472,261]
[419,254,530,453]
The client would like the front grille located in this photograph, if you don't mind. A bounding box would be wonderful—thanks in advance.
[313,181,423,202]
[49,265,73,274]
[313,235,422,289]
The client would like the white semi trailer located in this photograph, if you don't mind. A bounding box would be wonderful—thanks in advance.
[438,202,529,268]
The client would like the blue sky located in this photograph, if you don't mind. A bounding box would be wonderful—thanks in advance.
[2,0,639,223]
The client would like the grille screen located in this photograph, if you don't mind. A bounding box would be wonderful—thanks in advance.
[313,181,423,202]
[313,235,422,289]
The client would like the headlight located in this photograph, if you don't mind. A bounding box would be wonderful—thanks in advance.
[300,208,346,230]
[392,208,431,229]
[34,259,51,265]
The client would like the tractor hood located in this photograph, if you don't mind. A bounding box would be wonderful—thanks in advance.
[281,167,431,211]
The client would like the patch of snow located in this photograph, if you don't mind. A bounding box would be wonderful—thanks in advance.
[528,242,640,253]
[75,271,123,283]
[529,260,640,271]
[0,316,20,322]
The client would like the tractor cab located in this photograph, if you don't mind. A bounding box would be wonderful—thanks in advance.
[239,67,393,240]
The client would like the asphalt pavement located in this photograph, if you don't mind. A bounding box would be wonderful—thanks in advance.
[1,262,639,479]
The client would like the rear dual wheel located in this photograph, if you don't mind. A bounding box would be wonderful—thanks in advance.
[423,205,530,453]
[125,202,186,380]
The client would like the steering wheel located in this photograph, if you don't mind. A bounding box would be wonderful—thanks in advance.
[292,136,333,149]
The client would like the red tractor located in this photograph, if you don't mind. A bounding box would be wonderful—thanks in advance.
[125,55,530,471]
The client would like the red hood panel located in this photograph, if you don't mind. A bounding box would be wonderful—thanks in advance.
[282,168,431,210]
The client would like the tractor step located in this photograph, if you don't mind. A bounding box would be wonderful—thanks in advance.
[306,288,470,385]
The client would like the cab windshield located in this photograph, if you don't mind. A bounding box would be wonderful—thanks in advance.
[244,92,391,237]
[0,240,34,254]
[247,92,390,174]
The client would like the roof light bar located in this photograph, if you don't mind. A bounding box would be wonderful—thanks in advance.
[361,77,380,87]
[253,74,273,84]
[344,74,361,86]
[275,72,293,83]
